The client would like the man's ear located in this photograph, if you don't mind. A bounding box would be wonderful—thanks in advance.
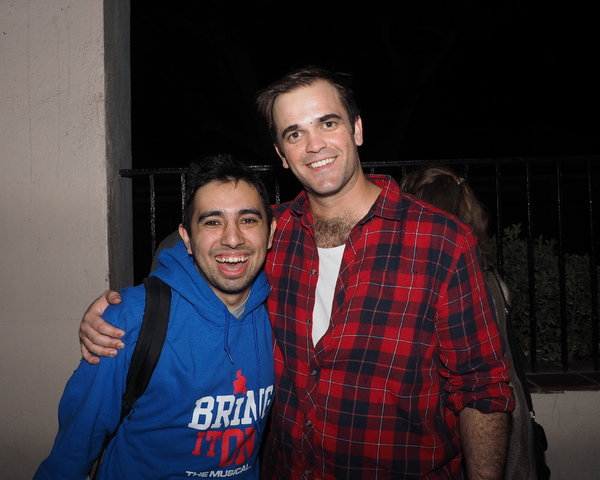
[178,224,193,255]
[353,116,364,147]
[274,143,289,169]
[267,219,277,249]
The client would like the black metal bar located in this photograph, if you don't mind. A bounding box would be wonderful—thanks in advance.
[149,174,157,258]
[494,163,504,277]
[274,178,281,206]
[589,161,599,370]
[179,173,186,223]
[525,162,538,372]
[121,164,275,177]
[556,162,569,371]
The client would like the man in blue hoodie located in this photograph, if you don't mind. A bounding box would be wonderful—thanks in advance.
[34,154,277,480]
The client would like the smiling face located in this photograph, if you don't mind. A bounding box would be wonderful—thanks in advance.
[272,80,364,201]
[178,179,276,309]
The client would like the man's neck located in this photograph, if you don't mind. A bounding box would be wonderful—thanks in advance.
[308,176,382,248]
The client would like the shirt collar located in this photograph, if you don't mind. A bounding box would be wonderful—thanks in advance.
[289,174,404,221]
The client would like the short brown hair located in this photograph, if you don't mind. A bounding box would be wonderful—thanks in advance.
[255,65,360,147]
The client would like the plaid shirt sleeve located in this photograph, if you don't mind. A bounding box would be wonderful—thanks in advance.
[262,176,514,480]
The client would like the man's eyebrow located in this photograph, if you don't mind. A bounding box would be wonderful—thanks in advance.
[239,208,263,218]
[196,208,263,222]
[280,113,343,140]
[280,123,299,140]
[319,113,343,123]
[197,210,223,222]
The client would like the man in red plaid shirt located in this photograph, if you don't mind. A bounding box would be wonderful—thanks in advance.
[81,66,514,479]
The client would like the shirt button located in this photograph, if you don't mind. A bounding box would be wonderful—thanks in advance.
[305,419,312,426]
[311,269,317,275]
[311,369,318,376]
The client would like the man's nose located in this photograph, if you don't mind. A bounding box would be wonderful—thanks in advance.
[305,129,327,153]
[221,222,244,248]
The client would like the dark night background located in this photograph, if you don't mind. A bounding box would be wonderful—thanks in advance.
[130,1,598,169]
[128,1,598,277]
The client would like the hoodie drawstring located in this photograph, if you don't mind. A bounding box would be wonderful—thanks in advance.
[223,313,234,364]
[251,309,262,441]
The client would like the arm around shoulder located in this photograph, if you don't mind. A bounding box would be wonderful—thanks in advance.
[80,290,126,364]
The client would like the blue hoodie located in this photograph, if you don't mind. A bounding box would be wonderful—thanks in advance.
[34,241,275,479]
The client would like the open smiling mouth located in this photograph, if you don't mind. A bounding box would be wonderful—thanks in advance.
[308,157,335,168]
[215,255,249,275]
[216,256,249,264]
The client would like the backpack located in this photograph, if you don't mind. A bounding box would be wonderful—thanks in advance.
[90,276,171,478]
[485,269,550,480]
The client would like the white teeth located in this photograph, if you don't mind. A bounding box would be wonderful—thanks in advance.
[309,157,334,168]
[216,256,248,264]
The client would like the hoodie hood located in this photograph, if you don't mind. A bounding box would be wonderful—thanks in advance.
[151,240,271,364]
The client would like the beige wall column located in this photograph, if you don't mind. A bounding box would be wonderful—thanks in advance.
[0,1,131,478]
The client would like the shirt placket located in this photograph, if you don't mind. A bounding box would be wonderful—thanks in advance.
[301,243,320,479]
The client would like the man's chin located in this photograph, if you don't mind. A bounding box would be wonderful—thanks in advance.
[217,278,252,295]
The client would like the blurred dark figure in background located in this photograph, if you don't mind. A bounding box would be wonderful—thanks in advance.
[401,165,539,480]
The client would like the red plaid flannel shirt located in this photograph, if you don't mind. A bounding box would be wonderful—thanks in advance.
[262,175,514,479]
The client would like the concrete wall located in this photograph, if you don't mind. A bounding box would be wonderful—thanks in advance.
[0,1,131,478]
[532,391,600,480]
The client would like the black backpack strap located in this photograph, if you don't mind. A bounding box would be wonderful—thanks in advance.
[121,276,171,421]
[91,276,171,478]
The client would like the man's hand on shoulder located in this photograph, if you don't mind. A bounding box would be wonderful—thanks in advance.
[79,290,126,364]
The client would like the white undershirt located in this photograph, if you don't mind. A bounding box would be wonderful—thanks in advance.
[312,245,345,346]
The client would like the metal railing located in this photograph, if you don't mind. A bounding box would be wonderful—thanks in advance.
[121,156,599,374]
